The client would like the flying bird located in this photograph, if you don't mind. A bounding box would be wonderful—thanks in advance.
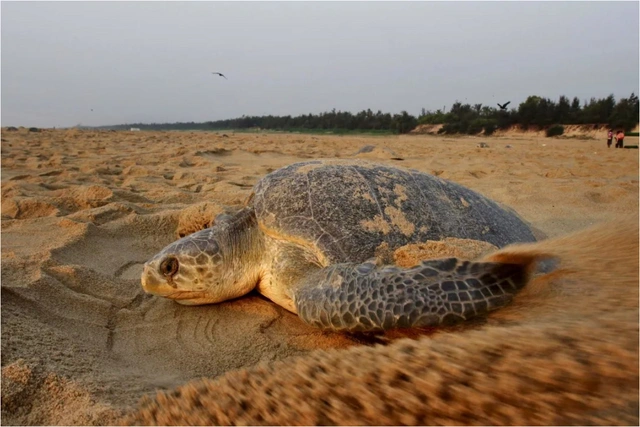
[497,101,511,110]
[212,72,227,80]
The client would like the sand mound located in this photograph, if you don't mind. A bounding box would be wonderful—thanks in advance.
[1,129,638,425]
[410,124,443,135]
[123,219,639,425]
[2,198,60,219]
[175,202,227,238]
[2,359,121,425]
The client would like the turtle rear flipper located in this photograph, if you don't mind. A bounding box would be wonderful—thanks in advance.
[294,258,535,332]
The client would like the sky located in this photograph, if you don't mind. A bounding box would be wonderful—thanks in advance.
[2,1,639,128]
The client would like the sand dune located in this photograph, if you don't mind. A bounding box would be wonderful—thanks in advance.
[1,128,638,424]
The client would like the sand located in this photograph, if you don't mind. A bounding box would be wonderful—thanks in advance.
[1,127,638,424]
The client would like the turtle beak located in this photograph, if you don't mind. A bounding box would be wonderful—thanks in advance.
[141,263,173,295]
[141,264,217,305]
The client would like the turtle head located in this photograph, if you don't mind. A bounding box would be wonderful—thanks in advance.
[141,219,260,305]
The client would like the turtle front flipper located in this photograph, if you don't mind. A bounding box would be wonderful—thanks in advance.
[294,258,535,332]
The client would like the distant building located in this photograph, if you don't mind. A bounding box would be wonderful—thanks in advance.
[130,128,141,132]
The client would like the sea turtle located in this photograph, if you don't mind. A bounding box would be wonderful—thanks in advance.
[141,160,537,332]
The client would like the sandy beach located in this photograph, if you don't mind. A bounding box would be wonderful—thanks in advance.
[1,128,638,424]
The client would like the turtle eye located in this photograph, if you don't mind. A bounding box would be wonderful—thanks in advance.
[160,257,179,277]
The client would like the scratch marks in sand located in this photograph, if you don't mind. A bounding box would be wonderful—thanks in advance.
[195,316,221,349]
[114,261,145,280]
[106,305,118,353]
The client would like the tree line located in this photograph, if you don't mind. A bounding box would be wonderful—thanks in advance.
[420,93,639,135]
[106,109,417,134]
[104,93,638,135]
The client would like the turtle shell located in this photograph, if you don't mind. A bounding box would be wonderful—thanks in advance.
[251,160,535,264]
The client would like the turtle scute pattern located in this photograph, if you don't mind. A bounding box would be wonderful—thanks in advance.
[252,160,537,265]
[295,258,528,332]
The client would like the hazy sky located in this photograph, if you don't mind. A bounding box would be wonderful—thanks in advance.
[2,1,639,128]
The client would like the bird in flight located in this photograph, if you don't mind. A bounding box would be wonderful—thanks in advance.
[212,72,227,80]
[497,101,511,110]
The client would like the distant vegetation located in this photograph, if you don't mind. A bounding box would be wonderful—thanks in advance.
[233,127,397,136]
[545,125,565,137]
[105,109,417,135]
[419,93,639,136]
[103,93,639,135]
